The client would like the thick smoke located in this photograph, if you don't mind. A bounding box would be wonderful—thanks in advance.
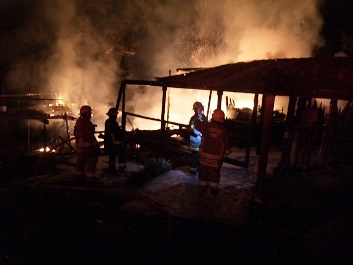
[0,0,324,130]
[124,0,325,128]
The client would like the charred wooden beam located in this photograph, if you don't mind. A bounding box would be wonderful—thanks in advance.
[124,112,188,128]
[161,86,167,146]
[257,94,275,184]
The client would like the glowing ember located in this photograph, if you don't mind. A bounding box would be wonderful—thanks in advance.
[38,147,56,153]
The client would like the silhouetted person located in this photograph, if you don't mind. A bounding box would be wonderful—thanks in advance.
[104,107,126,174]
[188,101,207,174]
[74,105,99,182]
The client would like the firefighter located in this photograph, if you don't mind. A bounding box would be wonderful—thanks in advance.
[188,101,207,174]
[104,107,126,174]
[74,105,99,182]
[194,109,231,195]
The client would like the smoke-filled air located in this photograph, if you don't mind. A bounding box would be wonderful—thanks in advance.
[0,0,324,130]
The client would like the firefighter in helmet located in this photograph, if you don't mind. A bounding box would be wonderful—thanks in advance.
[188,101,207,174]
[104,107,126,174]
[73,105,99,181]
[194,109,231,195]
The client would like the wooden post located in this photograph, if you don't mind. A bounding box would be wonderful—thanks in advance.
[281,96,297,166]
[217,90,223,109]
[206,90,212,120]
[117,81,127,131]
[328,99,338,133]
[122,84,126,132]
[43,119,49,153]
[324,99,338,166]
[246,93,259,166]
[252,93,259,125]
[257,94,275,184]
[166,89,170,127]
[116,81,125,110]
[63,113,73,152]
[256,95,266,155]
[161,86,168,146]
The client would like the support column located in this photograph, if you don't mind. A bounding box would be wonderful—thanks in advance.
[43,119,49,153]
[161,86,168,146]
[257,94,275,184]
[118,82,127,131]
[281,96,297,166]
[217,90,223,109]
[206,90,212,120]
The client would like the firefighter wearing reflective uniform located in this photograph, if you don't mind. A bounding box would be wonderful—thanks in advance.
[104,107,126,174]
[194,109,231,195]
[188,101,207,174]
[74,105,99,180]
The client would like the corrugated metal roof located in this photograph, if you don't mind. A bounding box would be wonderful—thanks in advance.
[156,57,353,100]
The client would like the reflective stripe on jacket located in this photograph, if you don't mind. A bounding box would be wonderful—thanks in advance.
[195,119,231,168]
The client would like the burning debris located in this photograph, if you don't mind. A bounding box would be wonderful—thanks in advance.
[0,93,78,153]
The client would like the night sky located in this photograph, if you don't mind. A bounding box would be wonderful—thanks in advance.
[318,0,353,55]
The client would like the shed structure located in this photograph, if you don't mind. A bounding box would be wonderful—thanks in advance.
[117,57,353,184]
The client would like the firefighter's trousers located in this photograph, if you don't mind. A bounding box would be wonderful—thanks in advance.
[107,144,126,172]
[189,150,199,173]
[198,164,221,191]
[75,146,98,178]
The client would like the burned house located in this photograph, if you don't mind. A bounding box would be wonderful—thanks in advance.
[116,56,353,183]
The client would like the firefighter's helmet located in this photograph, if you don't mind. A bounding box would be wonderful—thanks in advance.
[107,107,118,116]
[193,101,204,110]
[80,105,92,115]
[212,109,225,123]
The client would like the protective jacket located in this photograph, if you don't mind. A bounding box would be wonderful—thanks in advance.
[104,118,124,146]
[194,119,231,168]
[74,117,98,149]
[104,118,126,172]
[189,113,207,151]
[73,116,99,178]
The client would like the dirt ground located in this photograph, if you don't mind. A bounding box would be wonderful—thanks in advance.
[1,150,353,265]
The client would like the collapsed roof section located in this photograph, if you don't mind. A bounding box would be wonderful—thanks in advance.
[156,57,353,100]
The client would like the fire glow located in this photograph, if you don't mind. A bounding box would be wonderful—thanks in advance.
[38,147,56,153]
[1,0,324,133]
[124,86,291,131]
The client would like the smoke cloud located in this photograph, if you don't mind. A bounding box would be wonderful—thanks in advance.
[0,0,324,130]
